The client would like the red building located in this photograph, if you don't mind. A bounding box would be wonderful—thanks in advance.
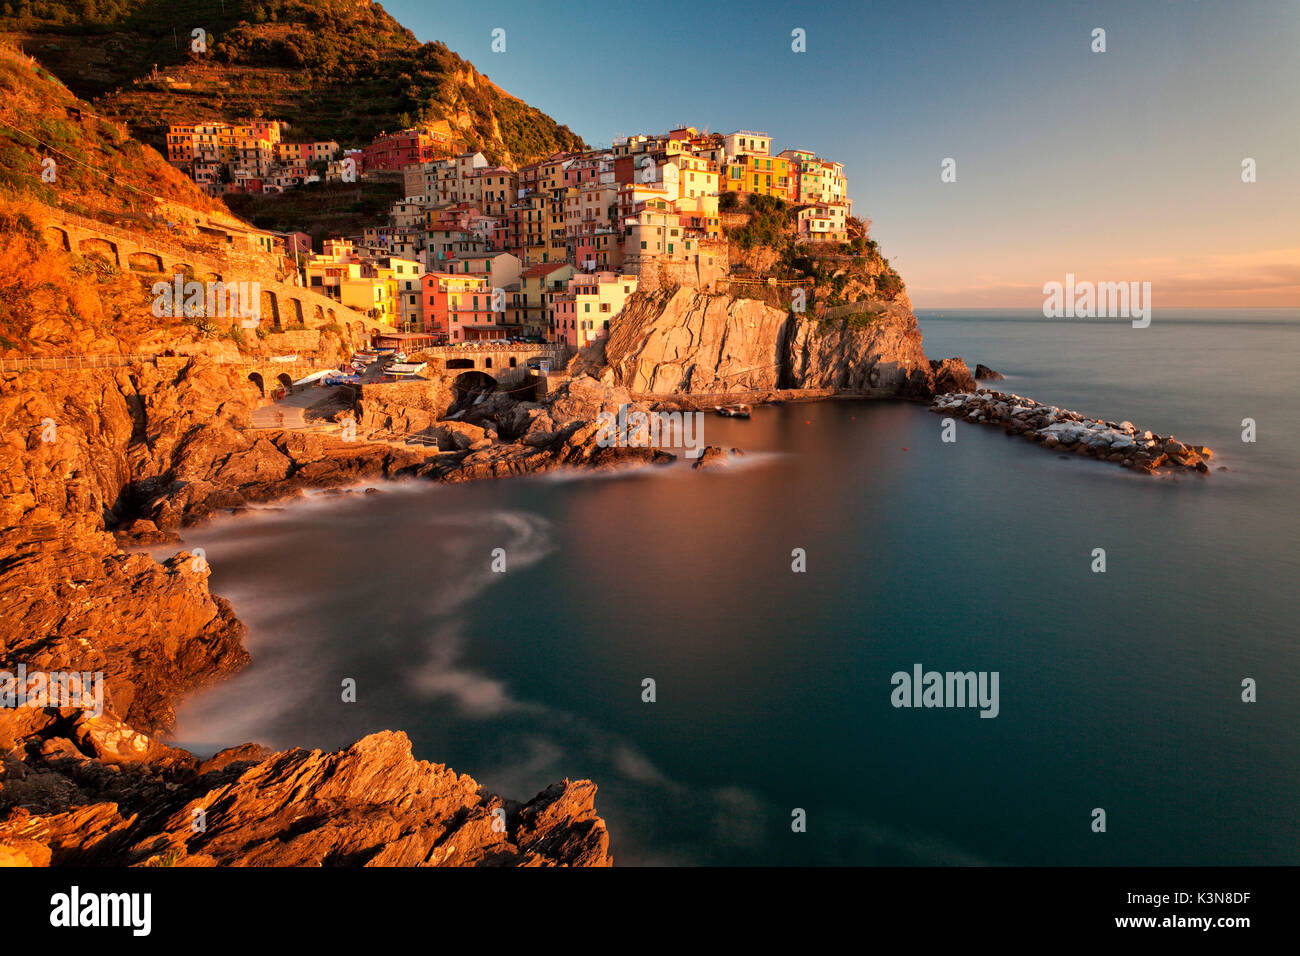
[362,127,463,172]
[420,272,494,342]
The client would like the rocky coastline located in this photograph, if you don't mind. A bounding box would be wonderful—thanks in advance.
[930,389,1216,475]
[1,286,1170,867]
[1,362,669,866]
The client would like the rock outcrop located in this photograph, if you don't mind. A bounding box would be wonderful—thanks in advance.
[0,357,620,867]
[0,726,610,866]
[587,288,938,399]
[929,357,978,395]
[784,296,935,397]
[974,363,1005,381]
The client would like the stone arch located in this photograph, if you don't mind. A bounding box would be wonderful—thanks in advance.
[509,356,517,367]
[128,251,164,272]
[248,372,265,396]
[260,289,282,330]
[80,237,118,264]
[484,356,493,369]
[276,372,294,393]
[45,225,69,250]
[445,358,475,370]
[452,370,496,400]
[171,263,195,277]
[289,298,305,327]
[199,271,222,283]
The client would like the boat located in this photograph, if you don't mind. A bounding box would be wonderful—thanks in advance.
[293,369,336,387]
[714,404,751,419]
[386,362,427,377]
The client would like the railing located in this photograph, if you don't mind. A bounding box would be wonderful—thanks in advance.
[427,343,567,354]
[0,353,156,372]
[1,353,335,373]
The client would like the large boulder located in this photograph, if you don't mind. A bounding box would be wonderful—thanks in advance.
[929,357,978,394]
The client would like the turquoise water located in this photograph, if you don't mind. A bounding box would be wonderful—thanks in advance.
[174,309,1300,865]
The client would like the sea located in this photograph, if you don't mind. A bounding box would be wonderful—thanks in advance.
[172,308,1300,865]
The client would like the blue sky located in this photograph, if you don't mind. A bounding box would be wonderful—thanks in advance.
[385,0,1299,307]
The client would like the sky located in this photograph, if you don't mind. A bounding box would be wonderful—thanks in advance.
[385,0,1299,308]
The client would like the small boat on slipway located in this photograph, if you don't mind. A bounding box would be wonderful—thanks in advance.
[714,404,751,419]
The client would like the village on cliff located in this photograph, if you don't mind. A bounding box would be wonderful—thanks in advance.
[163,120,853,351]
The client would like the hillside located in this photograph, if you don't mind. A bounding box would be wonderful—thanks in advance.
[0,0,587,166]
[0,40,237,353]
[0,40,372,359]
[722,193,907,311]
[0,40,222,221]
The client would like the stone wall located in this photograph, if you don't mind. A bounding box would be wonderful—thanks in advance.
[631,240,729,293]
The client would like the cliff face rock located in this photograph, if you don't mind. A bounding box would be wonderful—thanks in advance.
[591,288,937,398]
[0,519,247,738]
[0,356,616,866]
[784,296,934,396]
[596,289,792,393]
[0,727,610,867]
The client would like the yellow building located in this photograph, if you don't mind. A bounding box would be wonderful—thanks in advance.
[723,154,791,198]
[552,272,639,348]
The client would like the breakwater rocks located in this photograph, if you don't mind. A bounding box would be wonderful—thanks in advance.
[930,390,1214,475]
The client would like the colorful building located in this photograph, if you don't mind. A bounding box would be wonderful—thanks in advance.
[723,154,791,199]
[550,272,638,348]
[420,272,493,341]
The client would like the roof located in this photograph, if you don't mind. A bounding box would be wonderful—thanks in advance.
[523,262,573,277]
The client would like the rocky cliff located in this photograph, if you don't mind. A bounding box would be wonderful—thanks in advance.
[0,359,619,866]
[0,727,609,867]
[581,288,941,399]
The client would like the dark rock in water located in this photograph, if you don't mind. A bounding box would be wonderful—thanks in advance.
[928,357,978,394]
[693,445,744,469]
[974,364,1005,380]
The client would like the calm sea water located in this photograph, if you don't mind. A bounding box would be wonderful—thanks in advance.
[172,309,1300,865]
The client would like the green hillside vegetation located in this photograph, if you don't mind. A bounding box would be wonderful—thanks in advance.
[223,176,402,246]
[1,0,587,165]
[724,192,907,306]
[0,39,262,354]
[0,38,222,220]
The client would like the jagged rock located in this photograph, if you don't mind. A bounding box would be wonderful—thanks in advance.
[974,363,1005,380]
[433,420,489,451]
[0,730,611,867]
[0,517,248,735]
[929,357,978,394]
